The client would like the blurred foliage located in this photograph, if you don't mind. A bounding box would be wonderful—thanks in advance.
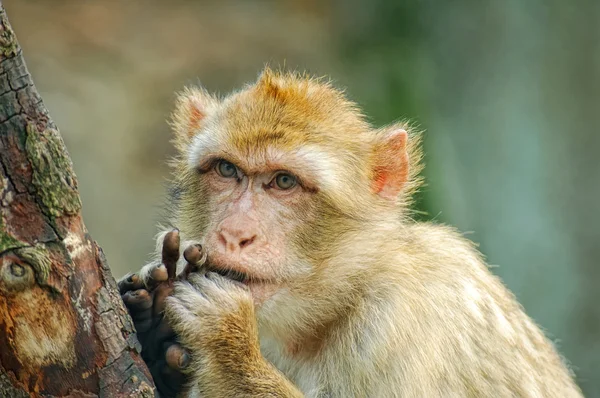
[3,0,599,395]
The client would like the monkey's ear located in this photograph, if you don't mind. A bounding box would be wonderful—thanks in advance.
[171,87,219,152]
[371,128,409,201]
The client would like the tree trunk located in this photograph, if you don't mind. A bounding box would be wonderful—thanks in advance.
[0,3,156,397]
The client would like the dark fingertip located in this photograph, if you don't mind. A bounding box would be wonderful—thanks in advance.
[130,288,150,299]
[183,244,202,265]
[130,273,144,289]
[123,289,153,310]
[166,344,190,370]
[119,273,144,294]
[118,276,134,294]
[163,230,180,253]
[150,265,169,282]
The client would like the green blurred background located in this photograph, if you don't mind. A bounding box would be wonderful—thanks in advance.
[4,0,598,395]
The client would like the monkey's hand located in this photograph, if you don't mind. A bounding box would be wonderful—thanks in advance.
[165,272,304,397]
[165,271,257,371]
[119,272,189,398]
[118,229,205,398]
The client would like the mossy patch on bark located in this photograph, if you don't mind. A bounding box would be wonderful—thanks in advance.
[0,10,18,58]
[25,124,81,221]
[0,175,25,253]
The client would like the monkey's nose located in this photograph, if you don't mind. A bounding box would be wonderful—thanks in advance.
[218,230,257,252]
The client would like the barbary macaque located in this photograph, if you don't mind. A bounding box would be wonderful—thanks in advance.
[119,69,582,397]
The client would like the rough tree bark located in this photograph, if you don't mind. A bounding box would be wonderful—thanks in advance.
[0,3,157,397]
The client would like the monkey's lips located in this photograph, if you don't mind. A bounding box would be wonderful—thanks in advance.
[205,259,281,303]
[205,259,272,286]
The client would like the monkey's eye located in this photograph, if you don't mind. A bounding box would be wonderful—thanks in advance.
[273,173,297,190]
[216,160,238,178]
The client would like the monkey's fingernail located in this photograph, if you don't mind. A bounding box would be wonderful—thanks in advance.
[150,265,169,282]
[162,230,181,280]
[166,344,190,369]
[179,351,190,368]
[197,247,208,268]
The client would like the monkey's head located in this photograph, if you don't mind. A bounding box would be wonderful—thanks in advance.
[170,68,422,309]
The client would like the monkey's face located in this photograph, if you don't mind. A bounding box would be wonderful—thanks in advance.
[192,153,320,303]
[174,70,414,305]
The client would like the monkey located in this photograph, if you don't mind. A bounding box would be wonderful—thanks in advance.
[120,68,583,397]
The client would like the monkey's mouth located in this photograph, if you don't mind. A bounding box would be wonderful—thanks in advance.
[205,254,273,287]
[205,261,281,304]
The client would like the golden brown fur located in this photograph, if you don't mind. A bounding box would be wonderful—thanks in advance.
[140,68,581,397]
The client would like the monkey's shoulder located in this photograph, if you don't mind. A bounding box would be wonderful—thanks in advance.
[399,222,488,275]
[387,222,527,326]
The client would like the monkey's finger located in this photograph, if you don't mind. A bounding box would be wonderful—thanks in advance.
[165,343,191,370]
[147,264,169,288]
[118,273,144,295]
[162,229,180,281]
[183,244,205,266]
[178,244,207,280]
[122,289,153,313]
[153,283,174,316]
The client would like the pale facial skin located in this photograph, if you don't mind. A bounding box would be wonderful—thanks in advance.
[199,157,314,305]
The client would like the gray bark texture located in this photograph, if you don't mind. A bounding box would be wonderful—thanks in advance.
[0,2,157,397]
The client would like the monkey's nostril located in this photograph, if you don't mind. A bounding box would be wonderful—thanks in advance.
[239,236,256,249]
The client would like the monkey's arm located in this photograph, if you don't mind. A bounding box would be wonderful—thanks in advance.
[165,273,303,398]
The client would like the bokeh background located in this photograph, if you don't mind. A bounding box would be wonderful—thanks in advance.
[4,0,598,395]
